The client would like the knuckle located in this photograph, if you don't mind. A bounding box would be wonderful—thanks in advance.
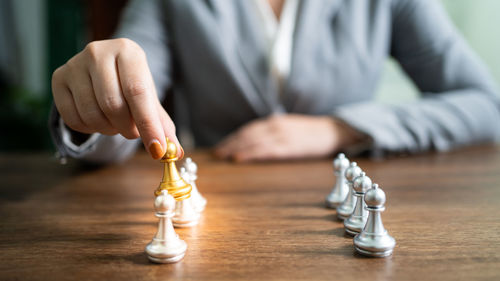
[115,38,133,48]
[84,41,101,63]
[101,96,124,114]
[64,56,85,78]
[124,80,148,99]
[52,66,65,83]
[64,56,78,72]
[116,38,143,55]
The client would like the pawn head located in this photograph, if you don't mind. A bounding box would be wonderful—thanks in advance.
[154,190,176,213]
[353,172,372,193]
[345,162,362,182]
[179,167,189,180]
[333,153,349,171]
[184,157,198,174]
[161,137,178,160]
[364,183,386,208]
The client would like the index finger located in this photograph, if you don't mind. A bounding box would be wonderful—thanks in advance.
[116,45,167,160]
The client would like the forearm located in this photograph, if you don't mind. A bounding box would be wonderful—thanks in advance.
[333,89,500,156]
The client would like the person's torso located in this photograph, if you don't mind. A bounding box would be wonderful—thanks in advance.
[162,0,394,145]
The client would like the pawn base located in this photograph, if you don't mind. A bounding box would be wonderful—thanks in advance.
[192,198,207,213]
[172,219,199,228]
[147,252,186,263]
[173,199,201,228]
[336,203,355,221]
[345,227,360,236]
[145,238,187,264]
[355,246,393,258]
[336,211,351,221]
[344,216,366,236]
[325,199,340,209]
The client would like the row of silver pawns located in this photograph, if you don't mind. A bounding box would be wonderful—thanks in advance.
[145,158,206,263]
[325,153,396,258]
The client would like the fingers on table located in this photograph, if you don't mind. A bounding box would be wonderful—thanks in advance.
[215,118,279,161]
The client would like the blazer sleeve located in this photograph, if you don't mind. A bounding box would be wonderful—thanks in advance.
[333,0,500,156]
[49,0,172,164]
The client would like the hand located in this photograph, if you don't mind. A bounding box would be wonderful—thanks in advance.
[214,114,362,162]
[51,38,182,160]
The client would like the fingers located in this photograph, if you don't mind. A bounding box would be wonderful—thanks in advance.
[232,141,285,162]
[65,57,117,136]
[89,55,139,139]
[52,66,93,134]
[157,102,183,158]
[116,42,167,159]
[216,132,284,162]
[52,38,182,160]
[214,118,270,159]
[214,114,342,162]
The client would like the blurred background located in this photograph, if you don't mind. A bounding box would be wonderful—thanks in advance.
[0,0,499,152]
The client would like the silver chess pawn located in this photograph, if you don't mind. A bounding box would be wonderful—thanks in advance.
[325,153,350,208]
[354,183,396,257]
[182,158,207,213]
[337,162,362,220]
[146,190,187,263]
[172,193,201,228]
[344,172,372,236]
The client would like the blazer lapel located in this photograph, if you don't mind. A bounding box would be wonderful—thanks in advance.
[210,0,282,116]
[284,0,344,112]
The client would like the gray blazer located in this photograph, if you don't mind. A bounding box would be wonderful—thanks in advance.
[50,0,500,163]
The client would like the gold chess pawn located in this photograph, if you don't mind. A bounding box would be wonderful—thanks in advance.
[155,138,200,227]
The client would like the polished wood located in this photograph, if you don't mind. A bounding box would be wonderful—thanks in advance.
[1,146,500,281]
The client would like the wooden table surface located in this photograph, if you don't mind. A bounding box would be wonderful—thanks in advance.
[1,146,500,281]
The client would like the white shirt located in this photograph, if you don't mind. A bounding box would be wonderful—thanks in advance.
[253,0,300,93]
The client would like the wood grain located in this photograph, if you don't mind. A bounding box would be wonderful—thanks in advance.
[1,146,500,281]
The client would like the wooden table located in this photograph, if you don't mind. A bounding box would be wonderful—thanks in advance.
[1,146,500,281]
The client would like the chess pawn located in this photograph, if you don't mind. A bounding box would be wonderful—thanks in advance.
[344,172,372,236]
[154,138,192,200]
[172,196,200,228]
[156,138,199,227]
[145,190,187,263]
[183,158,207,212]
[337,162,362,220]
[354,183,396,257]
[325,153,350,208]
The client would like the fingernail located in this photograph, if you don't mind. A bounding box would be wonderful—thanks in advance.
[179,145,185,159]
[149,139,164,160]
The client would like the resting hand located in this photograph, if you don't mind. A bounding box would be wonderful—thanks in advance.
[214,114,362,162]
